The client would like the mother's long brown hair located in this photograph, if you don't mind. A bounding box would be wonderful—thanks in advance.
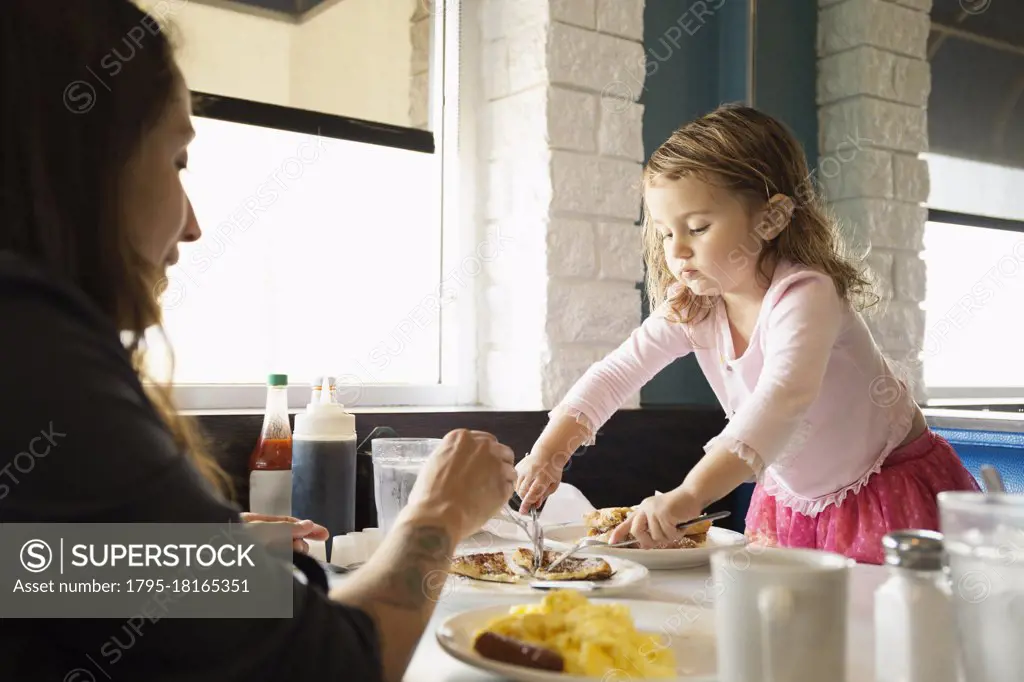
[643,104,879,324]
[0,0,231,497]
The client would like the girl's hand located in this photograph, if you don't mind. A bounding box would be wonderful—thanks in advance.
[240,512,331,554]
[607,489,703,549]
[514,452,565,514]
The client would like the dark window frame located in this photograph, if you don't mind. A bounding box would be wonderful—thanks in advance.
[928,209,1024,234]
[191,90,435,154]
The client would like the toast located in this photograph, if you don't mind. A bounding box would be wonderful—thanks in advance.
[510,549,614,581]
[582,506,711,550]
[449,551,520,583]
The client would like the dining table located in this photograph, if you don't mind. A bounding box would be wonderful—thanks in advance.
[327,530,890,681]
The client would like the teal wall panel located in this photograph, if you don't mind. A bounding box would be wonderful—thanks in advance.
[638,0,818,407]
[751,0,820,172]
[638,0,742,407]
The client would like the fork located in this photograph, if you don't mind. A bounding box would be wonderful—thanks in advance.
[529,508,544,574]
[544,510,731,572]
[500,499,546,574]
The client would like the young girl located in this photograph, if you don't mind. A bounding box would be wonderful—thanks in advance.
[515,104,980,564]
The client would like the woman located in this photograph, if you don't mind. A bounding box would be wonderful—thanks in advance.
[0,3,516,681]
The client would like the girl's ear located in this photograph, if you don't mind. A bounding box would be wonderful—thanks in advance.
[755,194,795,240]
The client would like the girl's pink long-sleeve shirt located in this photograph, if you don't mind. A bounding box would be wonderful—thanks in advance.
[554,260,916,516]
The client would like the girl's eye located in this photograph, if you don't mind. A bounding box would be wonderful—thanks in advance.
[661,233,671,241]
[689,225,710,236]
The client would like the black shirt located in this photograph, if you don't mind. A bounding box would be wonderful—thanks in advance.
[0,252,383,681]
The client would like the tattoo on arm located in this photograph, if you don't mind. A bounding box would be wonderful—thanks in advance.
[376,525,454,610]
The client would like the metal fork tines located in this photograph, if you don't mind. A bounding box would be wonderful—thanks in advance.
[502,497,547,575]
[530,508,544,574]
[500,504,532,535]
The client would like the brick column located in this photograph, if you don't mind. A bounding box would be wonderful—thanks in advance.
[472,0,647,409]
[817,0,932,400]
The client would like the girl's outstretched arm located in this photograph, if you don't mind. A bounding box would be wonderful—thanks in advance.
[516,411,593,512]
[677,440,756,510]
[607,443,754,547]
[516,303,698,512]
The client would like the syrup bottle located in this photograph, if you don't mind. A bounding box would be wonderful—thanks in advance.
[248,373,293,516]
[292,376,357,562]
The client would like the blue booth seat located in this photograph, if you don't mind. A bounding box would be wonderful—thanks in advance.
[932,427,1024,494]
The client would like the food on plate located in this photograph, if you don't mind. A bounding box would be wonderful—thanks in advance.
[583,506,712,550]
[449,549,614,583]
[510,548,614,581]
[473,631,565,671]
[473,590,676,677]
[449,551,520,583]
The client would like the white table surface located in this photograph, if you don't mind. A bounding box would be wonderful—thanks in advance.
[329,531,889,681]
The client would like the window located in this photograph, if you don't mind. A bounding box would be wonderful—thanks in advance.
[921,3,1024,401]
[920,154,1024,399]
[140,0,466,410]
[922,219,1024,397]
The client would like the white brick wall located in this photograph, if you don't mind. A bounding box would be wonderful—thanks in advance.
[818,0,932,400]
[471,0,646,409]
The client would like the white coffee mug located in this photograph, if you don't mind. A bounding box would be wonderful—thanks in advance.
[710,546,854,682]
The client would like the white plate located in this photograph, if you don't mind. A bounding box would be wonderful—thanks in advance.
[543,525,746,569]
[436,598,717,681]
[442,549,649,598]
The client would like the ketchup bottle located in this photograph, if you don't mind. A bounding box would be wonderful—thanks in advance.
[248,373,293,516]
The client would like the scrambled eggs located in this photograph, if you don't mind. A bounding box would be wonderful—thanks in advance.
[475,590,677,678]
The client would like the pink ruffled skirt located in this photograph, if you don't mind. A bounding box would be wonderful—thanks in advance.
[744,429,981,564]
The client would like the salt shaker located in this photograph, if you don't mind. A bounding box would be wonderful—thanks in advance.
[874,529,960,682]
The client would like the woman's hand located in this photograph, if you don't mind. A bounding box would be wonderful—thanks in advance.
[514,452,564,514]
[240,512,331,554]
[607,489,703,549]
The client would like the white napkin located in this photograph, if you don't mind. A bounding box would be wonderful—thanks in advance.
[481,483,597,541]
[330,528,384,567]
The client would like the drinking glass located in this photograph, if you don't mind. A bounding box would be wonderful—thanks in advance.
[939,491,1024,682]
[371,438,442,534]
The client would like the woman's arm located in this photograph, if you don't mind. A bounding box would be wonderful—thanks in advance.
[328,507,454,682]
[330,428,517,681]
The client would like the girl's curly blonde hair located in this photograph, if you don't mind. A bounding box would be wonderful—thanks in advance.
[642,103,879,324]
